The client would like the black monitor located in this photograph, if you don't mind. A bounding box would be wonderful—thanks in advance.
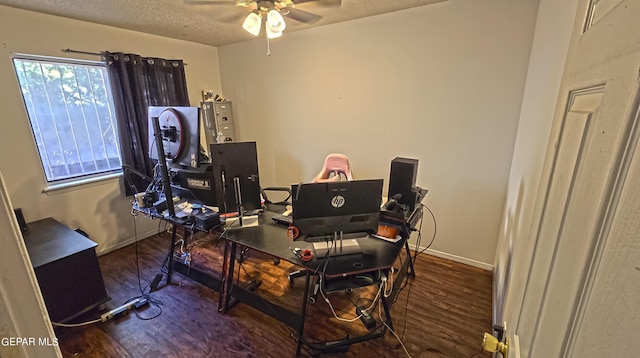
[169,165,217,206]
[210,142,261,214]
[148,106,201,169]
[291,179,383,238]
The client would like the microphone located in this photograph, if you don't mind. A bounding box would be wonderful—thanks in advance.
[384,193,402,211]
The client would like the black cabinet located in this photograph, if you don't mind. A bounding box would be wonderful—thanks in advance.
[22,217,110,323]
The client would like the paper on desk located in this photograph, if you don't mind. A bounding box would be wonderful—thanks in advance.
[370,234,402,243]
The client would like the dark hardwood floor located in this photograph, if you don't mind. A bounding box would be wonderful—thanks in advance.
[55,228,493,357]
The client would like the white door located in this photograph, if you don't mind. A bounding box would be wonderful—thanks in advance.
[0,172,61,358]
[511,0,640,356]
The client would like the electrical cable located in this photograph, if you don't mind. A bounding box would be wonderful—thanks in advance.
[383,268,394,298]
[51,318,101,328]
[380,309,412,357]
[391,263,413,305]
[416,203,437,257]
[411,206,425,267]
[373,296,412,358]
[317,242,384,323]
[399,271,415,342]
[129,213,164,320]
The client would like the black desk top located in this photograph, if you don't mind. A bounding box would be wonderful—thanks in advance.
[223,211,405,278]
[22,217,97,268]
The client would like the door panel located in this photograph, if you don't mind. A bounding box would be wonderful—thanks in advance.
[517,87,600,355]
[568,87,640,356]
[511,0,640,357]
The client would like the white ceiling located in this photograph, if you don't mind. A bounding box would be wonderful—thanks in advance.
[0,0,446,47]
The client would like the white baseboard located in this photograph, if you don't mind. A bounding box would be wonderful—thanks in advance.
[95,229,160,257]
[413,245,494,271]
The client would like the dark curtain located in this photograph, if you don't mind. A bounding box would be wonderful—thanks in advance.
[105,52,190,195]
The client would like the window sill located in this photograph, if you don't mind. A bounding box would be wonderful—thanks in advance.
[43,172,122,194]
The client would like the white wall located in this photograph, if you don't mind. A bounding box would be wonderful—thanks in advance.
[218,0,539,266]
[0,6,222,254]
[492,0,579,330]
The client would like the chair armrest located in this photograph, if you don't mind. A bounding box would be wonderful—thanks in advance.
[261,186,292,205]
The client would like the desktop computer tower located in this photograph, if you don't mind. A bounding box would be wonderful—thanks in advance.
[388,157,419,212]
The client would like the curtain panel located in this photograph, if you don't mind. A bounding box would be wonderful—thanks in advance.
[105,52,189,195]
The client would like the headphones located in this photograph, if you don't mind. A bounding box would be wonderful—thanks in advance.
[287,225,300,240]
[384,193,402,211]
[300,249,313,261]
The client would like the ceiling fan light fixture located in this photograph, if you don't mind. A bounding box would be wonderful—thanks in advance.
[242,11,262,36]
[266,27,283,39]
[266,9,286,33]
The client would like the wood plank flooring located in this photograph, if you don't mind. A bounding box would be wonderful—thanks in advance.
[55,228,493,357]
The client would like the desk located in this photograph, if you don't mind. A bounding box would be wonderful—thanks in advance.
[132,203,221,286]
[218,210,414,355]
[138,201,420,355]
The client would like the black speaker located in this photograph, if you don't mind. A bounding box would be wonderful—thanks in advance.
[388,157,419,212]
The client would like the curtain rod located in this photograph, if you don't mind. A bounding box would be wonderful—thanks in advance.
[61,49,187,65]
[62,49,105,56]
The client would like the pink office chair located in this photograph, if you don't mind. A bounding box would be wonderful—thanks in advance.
[312,153,353,183]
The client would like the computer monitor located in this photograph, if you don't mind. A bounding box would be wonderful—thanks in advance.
[210,142,261,214]
[148,106,201,169]
[169,165,217,206]
[291,179,383,238]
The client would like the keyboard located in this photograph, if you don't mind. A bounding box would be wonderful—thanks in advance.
[272,214,293,226]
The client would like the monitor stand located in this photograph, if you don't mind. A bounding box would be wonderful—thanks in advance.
[312,232,363,257]
[224,177,259,229]
[224,214,259,229]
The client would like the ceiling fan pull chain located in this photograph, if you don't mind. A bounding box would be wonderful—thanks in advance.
[266,36,272,56]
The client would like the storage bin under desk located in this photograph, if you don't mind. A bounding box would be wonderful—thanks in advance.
[22,217,110,323]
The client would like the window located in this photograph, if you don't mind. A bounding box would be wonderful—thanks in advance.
[12,54,122,184]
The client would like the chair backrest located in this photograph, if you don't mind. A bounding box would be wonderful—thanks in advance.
[312,153,353,183]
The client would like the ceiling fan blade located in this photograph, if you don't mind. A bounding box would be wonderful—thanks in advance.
[292,0,342,7]
[282,7,322,24]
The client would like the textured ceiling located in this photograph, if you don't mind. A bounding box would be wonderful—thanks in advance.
[0,0,447,47]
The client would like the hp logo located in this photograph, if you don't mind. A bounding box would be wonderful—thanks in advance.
[331,195,345,208]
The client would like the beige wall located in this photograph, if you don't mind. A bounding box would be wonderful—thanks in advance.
[0,6,221,254]
[218,0,539,266]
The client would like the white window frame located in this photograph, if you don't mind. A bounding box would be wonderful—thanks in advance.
[11,54,122,191]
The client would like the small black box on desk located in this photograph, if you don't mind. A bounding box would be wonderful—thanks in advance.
[195,211,220,231]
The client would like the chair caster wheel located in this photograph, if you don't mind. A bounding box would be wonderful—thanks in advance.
[273,258,280,265]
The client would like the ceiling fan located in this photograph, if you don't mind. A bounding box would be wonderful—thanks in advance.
[185,0,341,39]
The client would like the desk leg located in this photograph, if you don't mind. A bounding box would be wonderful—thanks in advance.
[219,240,236,313]
[404,241,416,277]
[295,270,312,356]
[166,223,177,285]
[380,294,394,332]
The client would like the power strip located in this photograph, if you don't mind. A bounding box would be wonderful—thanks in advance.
[100,298,148,322]
[355,306,376,330]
